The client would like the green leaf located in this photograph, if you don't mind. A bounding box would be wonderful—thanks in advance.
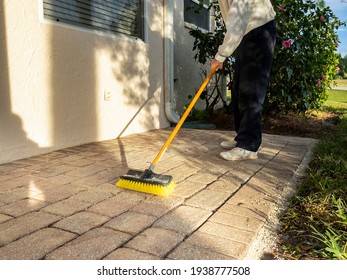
[286,68,293,80]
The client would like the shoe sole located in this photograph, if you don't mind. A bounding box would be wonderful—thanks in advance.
[220,142,263,151]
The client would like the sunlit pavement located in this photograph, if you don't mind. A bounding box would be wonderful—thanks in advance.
[0,128,317,260]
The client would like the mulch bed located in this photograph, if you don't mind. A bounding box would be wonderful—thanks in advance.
[208,109,340,139]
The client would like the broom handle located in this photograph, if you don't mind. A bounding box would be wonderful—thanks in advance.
[148,67,217,171]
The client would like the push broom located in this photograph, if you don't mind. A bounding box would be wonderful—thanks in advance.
[116,67,217,196]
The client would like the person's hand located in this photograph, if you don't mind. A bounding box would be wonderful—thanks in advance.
[211,58,223,71]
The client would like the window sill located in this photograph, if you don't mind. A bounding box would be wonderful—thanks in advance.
[184,22,210,33]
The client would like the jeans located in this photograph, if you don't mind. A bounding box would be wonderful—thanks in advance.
[233,20,277,152]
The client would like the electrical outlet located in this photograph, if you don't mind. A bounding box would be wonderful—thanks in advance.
[104,90,111,101]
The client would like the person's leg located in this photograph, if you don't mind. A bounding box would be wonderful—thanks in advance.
[220,20,276,161]
[234,20,276,152]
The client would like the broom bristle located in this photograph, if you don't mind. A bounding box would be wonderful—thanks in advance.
[116,178,176,196]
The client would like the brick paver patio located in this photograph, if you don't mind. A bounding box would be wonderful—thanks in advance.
[0,128,317,260]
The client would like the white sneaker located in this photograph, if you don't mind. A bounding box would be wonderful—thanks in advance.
[220,140,236,150]
[220,147,258,161]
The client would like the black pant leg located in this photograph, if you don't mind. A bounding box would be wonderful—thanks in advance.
[233,20,276,152]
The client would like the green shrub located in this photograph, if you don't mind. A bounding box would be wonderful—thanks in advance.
[267,0,345,113]
[189,0,345,115]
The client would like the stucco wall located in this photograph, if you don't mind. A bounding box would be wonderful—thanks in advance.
[0,0,169,164]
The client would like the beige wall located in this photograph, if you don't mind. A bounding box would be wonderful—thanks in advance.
[0,0,169,164]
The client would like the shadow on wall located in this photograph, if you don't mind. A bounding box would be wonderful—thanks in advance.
[96,0,166,138]
[0,1,39,163]
[49,1,166,146]
[93,1,168,172]
[49,0,97,148]
[0,1,167,164]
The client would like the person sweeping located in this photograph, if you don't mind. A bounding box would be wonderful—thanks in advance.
[116,0,277,196]
[211,0,277,161]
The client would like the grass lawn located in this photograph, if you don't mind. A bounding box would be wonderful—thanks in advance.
[326,89,347,103]
[324,90,347,114]
[277,89,347,260]
[333,79,347,87]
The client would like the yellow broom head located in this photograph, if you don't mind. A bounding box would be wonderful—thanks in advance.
[116,169,175,197]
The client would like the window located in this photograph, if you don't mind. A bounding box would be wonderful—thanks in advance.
[43,0,144,39]
[184,0,210,30]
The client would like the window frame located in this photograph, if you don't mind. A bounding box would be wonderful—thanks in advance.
[40,0,147,41]
[183,0,211,31]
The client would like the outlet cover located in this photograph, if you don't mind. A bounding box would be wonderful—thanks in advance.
[104,90,111,101]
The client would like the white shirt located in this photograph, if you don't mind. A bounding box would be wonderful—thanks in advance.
[215,0,276,62]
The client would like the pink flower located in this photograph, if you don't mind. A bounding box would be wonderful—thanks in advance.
[319,16,325,22]
[317,79,322,88]
[336,66,340,72]
[282,39,292,49]
[278,5,286,12]
[335,42,339,47]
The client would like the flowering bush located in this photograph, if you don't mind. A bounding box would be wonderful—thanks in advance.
[189,0,345,114]
[267,0,345,113]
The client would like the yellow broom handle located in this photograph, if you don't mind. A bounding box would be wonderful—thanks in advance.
[150,67,217,168]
